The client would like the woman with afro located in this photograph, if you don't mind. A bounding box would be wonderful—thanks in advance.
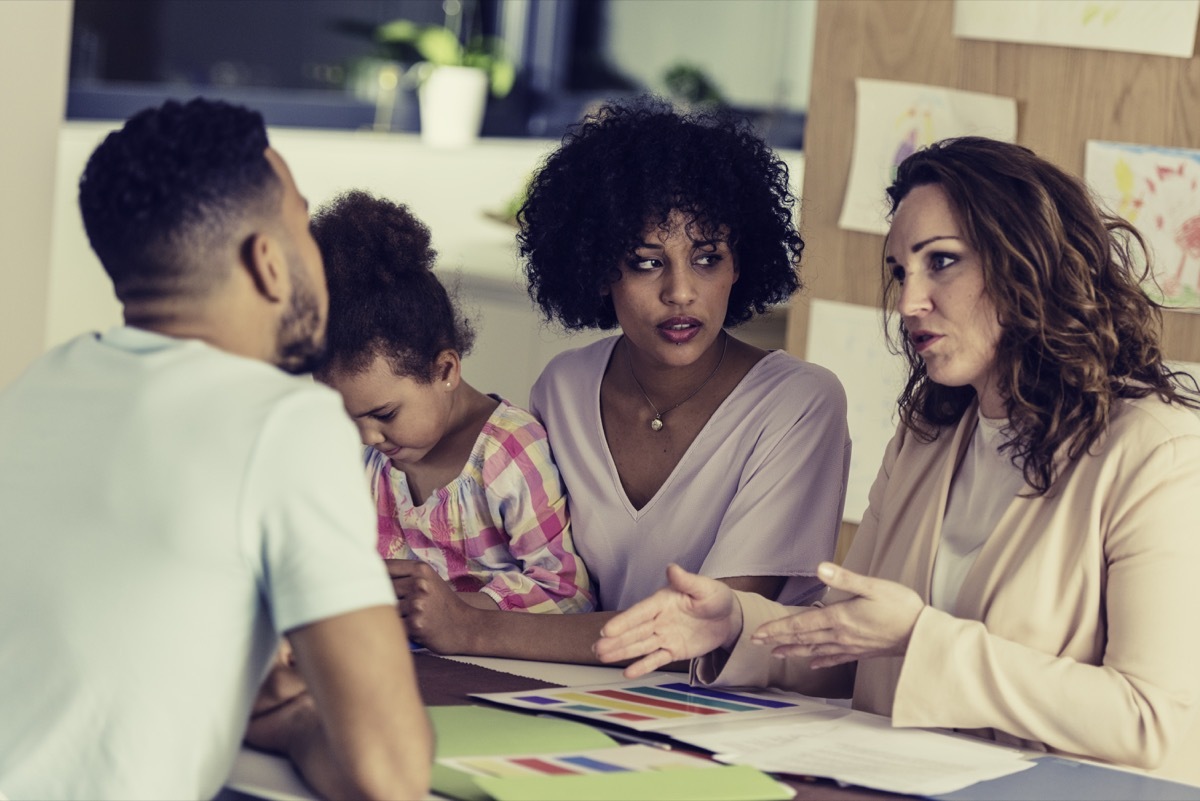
[423,98,850,663]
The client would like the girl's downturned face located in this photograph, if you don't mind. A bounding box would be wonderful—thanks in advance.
[886,184,1004,416]
[607,209,738,369]
[322,353,454,468]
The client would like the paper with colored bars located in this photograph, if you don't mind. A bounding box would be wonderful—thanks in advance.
[442,743,719,777]
[429,706,794,801]
[442,745,794,801]
[471,679,825,732]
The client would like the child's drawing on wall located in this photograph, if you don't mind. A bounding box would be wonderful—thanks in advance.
[1086,141,1200,309]
[954,0,1200,59]
[839,79,1016,236]
[890,104,935,181]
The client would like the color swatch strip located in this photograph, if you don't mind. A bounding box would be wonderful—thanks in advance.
[559,755,630,773]
[511,758,576,775]
[442,745,718,778]
[591,688,724,715]
[626,685,761,713]
[556,691,688,718]
[659,682,798,709]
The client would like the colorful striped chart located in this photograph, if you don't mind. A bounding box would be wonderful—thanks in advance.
[441,744,717,778]
[473,680,809,732]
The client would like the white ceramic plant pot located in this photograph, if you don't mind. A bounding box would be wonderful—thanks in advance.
[418,65,489,148]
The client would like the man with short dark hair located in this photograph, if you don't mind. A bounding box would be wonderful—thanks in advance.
[0,98,431,799]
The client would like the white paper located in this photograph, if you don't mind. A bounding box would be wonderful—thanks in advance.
[440,744,717,777]
[471,679,822,732]
[954,0,1200,58]
[1086,140,1200,310]
[1168,360,1200,378]
[839,79,1017,235]
[438,654,671,687]
[1166,362,1200,417]
[673,708,1034,796]
[225,748,317,801]
[805,299,908,523]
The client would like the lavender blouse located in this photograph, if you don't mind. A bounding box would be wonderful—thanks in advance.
[529,335,851,611]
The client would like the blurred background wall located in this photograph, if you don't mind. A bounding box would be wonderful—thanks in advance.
[0,0,71,389]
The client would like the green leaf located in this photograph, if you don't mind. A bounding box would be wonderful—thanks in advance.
[415,26,464,66]
[375,19,420,44]
[489,59,515,98]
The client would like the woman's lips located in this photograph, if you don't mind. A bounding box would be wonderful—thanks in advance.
[910,330,942,353]
[658,317,701,344]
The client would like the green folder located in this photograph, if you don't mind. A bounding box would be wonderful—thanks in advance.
[431,706,616,801]
[429,705,793,801]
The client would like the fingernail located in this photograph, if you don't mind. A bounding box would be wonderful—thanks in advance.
[818,563,835,580]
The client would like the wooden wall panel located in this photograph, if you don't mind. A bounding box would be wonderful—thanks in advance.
[790,0,1200,556]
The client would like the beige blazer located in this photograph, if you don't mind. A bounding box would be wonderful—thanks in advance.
[698,395,1200,782]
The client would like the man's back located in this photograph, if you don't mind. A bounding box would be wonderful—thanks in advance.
[0,327,395,798]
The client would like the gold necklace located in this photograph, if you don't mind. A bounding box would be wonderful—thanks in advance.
[625,332,729,432]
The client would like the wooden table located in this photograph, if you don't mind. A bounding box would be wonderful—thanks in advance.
[412,653,904,801]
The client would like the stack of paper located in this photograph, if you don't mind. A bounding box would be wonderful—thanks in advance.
[429,705,793,801]
[668,706,1034,796]
[226,702,795,801]
[471,679,828,732]
[474,680,1035,797]
[441,742,793,801]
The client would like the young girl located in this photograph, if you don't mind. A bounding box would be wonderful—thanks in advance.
[310,190,593,650]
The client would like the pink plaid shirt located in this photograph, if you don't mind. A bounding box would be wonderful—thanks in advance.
[366,398,594,613]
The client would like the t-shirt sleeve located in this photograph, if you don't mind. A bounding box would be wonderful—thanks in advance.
[528,368,550,424]
[240,388,396,635]
[699,364,851,606]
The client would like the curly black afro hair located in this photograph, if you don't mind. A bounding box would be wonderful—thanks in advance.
[78,97,278,303]
[517,97,804,330]
[311,189,475,382]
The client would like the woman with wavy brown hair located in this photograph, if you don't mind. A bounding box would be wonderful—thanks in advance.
[596,137,1200,780]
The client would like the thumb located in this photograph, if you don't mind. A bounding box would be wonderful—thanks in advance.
[817,561,873,597]
[665,563,708,599]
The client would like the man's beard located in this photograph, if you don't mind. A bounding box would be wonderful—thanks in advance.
[275,261,326,375]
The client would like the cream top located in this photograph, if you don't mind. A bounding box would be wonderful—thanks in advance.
[930,415,1026,612]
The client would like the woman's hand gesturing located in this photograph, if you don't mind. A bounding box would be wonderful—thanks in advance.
[594,564,743,678]
[751,562,923,669]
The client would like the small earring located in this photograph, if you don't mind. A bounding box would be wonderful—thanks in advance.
[445,381,452,390]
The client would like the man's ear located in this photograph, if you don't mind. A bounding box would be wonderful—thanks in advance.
[241,230,288,303]
[434,349,462,390]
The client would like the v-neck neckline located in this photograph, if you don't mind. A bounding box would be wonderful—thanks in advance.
[593,336,777,519]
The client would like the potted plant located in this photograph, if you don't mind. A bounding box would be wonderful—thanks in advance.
[374,19,515,148]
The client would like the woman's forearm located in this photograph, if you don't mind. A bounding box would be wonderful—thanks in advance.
[456,607,620,664]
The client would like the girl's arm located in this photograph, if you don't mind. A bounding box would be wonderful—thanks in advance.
[396,569,781,663]
[392,575,619,662]
[473,421,594,614]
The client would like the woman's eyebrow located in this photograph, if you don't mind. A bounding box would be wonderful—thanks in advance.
[910,234,960,252]
[886,234,961,265]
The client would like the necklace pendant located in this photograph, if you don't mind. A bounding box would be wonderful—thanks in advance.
[650,417,664,432]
